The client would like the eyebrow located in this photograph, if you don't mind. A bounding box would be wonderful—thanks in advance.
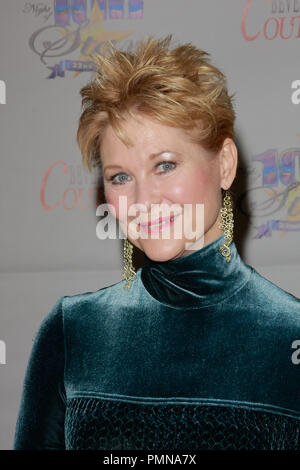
[103,151,178,172]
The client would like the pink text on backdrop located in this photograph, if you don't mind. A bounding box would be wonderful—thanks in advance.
[242,0,300,41]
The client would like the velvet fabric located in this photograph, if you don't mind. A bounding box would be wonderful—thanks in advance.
[13,233,300,450]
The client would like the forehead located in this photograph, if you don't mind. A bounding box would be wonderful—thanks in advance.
[100,114,196,159]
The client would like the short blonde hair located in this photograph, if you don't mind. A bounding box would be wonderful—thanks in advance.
[77,35,235,172]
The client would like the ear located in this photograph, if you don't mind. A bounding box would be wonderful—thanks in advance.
[218,138,238,190]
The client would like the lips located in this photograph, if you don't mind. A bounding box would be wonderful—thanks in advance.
[139,215,177,228]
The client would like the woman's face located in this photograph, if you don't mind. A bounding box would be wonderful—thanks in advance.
[100,113,237,262]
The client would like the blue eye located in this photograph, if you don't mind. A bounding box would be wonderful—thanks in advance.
[109,173,129,185]
[157,161,176,173]
[108,161,176,185]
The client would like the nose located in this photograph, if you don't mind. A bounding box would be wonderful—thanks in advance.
[132,180,161,218]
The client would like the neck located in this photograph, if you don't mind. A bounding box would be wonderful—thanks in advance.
[141,233,252,310]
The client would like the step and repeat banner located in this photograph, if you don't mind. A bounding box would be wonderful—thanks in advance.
[0,0,299,449]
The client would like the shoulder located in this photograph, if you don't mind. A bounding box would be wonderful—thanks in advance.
[38,273,142,340]
[33,296,65,343]
[242,265,300,329]
[60,276,139,325]
[248,265,300,306]
[30,282,125,358]
[62,278,127,309]
[24,296,66,378]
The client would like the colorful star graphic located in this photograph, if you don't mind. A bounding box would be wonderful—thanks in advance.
[57,2,134,77]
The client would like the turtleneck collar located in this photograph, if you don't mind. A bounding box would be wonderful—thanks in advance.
[140,233,252,309]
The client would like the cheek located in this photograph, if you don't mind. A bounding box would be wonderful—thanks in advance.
[169,169,215,204]
[104,191,125,221]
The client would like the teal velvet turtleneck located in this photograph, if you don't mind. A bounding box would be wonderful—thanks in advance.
[141,232,251,309]
[14,233,300,450]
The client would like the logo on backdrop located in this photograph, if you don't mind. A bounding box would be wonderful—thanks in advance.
[0,80,6,104]
[23,0,143,78]
[40,161,102,210]
[242,0,300,41]
[237,147,300,238]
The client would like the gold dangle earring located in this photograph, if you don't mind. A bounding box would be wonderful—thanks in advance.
[218,190,234,262]
[122,238,137,290]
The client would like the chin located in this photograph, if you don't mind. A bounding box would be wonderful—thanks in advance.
[140,239,187,262]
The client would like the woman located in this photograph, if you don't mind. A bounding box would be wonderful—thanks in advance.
[14,36,300,450]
